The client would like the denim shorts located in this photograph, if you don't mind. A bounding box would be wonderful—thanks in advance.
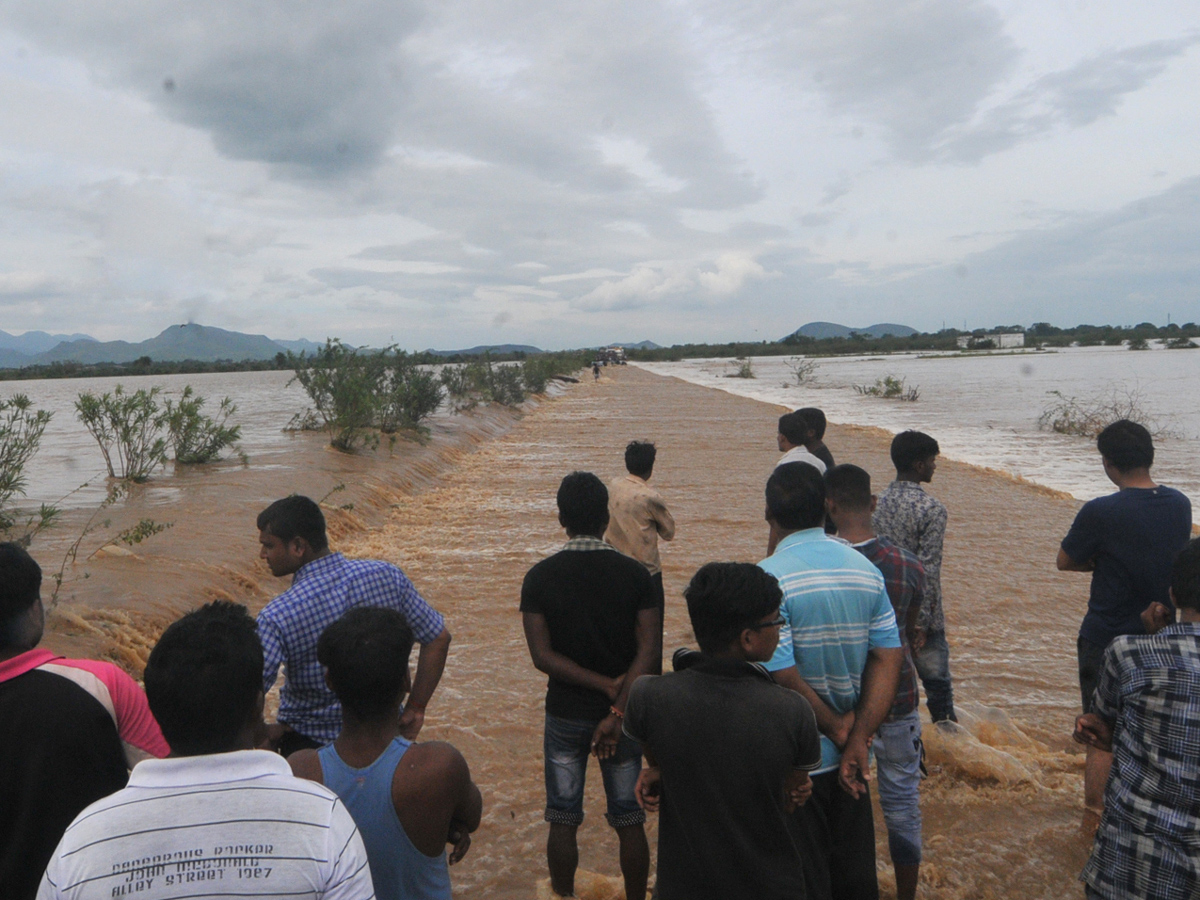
[543,714,645,828]
[874,711,923,867]
[1077,636,1107,713]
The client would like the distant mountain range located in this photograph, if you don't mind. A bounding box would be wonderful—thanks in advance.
[608,340,661,350]
[785,322,918,340]
[0,324,325,368]
[424,344,543,357]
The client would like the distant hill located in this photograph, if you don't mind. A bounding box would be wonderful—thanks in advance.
[274,339,325,356]
[0,329,95,357]
[785,322,918,340]
[33,324,289,365]
[425,344,543,357]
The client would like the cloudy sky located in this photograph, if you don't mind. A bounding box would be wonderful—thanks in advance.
[0,1,1197,350]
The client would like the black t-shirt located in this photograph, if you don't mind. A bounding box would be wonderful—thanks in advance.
[1061,485,1192,646]
[624,656,821,900]
[0,669,129,900]
[520,545,656,720]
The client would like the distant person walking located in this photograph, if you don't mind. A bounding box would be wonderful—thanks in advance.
[874,430,957,724]
[289,607,482,900]
[520,472,659,900]
[605,440,675,669]
[256,495,451,754]
[1057,419,1191,813]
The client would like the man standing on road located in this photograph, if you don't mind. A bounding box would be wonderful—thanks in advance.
[521,472,659,900]
[760,462,903,900]
[1057,419,1191,813]
[825,465,928,900]
[1074,537,1200,900]
[874,430,957,725]
[606,440,675,668]
[256,495,451,754]
[776,411,827,473]
[625,562,821,900]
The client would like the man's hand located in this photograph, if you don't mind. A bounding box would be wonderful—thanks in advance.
[783,769,812,812]
[446,826,472,865]
[1140,602,1175,636]
[635,766,662,812]
[590,713,622,760]
[399,705,426,740]
[1074,713,1113,753]
[838,735,872,799]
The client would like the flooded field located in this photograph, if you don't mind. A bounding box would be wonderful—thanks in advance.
[33,364,1099,898]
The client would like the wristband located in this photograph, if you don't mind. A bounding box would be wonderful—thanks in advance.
[609,706,624,719]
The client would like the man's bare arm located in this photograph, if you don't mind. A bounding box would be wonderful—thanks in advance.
[592,606,662,759]
[401,626,452,739]
[771,665,855,749]
[522,612,623,698]
[839,645,903,798]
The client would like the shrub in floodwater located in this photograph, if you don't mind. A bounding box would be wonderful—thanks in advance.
[75,385,168,481]
[377,351,444,434]
[1128,337,1150,351]
[725,357,755,379]
[440,358,526,411]
[785,357,818,387]
[1166,336,1197,350]
[288,340,382,452]
[0,393,55,536]
[162,386,242,464]
[855,375,920,402]
[1037,388,1168,439]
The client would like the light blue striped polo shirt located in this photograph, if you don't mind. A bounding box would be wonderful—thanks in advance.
[760,528,900,774]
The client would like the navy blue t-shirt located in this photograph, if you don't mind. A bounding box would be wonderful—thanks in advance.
[1061,485,1192,647]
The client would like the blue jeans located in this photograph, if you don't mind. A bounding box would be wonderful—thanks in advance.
[914,630,956,722]
[543,714,645,828]
[874,712,923,867]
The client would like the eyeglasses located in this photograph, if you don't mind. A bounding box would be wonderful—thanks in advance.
[746,616,786,630]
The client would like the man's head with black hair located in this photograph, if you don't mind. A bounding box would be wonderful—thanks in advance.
[797,408,827,441]
[143,601,264,756]
[825,464,873,512]
[257,495,329,551]
[890,431,940,479]
[0,542,42,652]
[258,496,329,577]
[556,471,609,538]
[777,411,808,448]
[1171,538,1200,613]
[624,441,657,479]
[765,462,826,532]
[1097,419,1154,473]
[318,607,415,721]
[685,562,783,658]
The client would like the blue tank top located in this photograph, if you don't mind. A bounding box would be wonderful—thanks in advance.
[319,737,452,900]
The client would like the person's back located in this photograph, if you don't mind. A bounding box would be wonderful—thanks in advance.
[624,563,820,900]
[290,607,482,900]
[38,601,373,900]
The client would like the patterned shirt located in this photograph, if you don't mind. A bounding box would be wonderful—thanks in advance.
[853,536,927,720]
[873,480,947,632]
[1081,623,1200,900]
[258,552,445,742]
[760,528,900,774]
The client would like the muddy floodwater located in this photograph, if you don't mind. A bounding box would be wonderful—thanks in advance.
[33,365,1100,899]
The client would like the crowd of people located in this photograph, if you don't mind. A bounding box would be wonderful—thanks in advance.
[0,397,1195,900]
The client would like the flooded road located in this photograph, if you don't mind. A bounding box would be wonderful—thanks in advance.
[38,364,1096,898]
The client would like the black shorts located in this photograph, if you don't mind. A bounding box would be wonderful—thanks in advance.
[1077,636,1108,714]
[793,770,878,900]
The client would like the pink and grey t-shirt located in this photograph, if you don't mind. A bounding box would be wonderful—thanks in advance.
[0,648,169,900]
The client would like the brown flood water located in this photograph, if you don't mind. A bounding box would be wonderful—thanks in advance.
[39,365,1095,899]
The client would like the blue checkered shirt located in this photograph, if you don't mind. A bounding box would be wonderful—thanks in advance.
[1081,623,1200,900]
[257,552,445,742]
[873,481,947,633]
